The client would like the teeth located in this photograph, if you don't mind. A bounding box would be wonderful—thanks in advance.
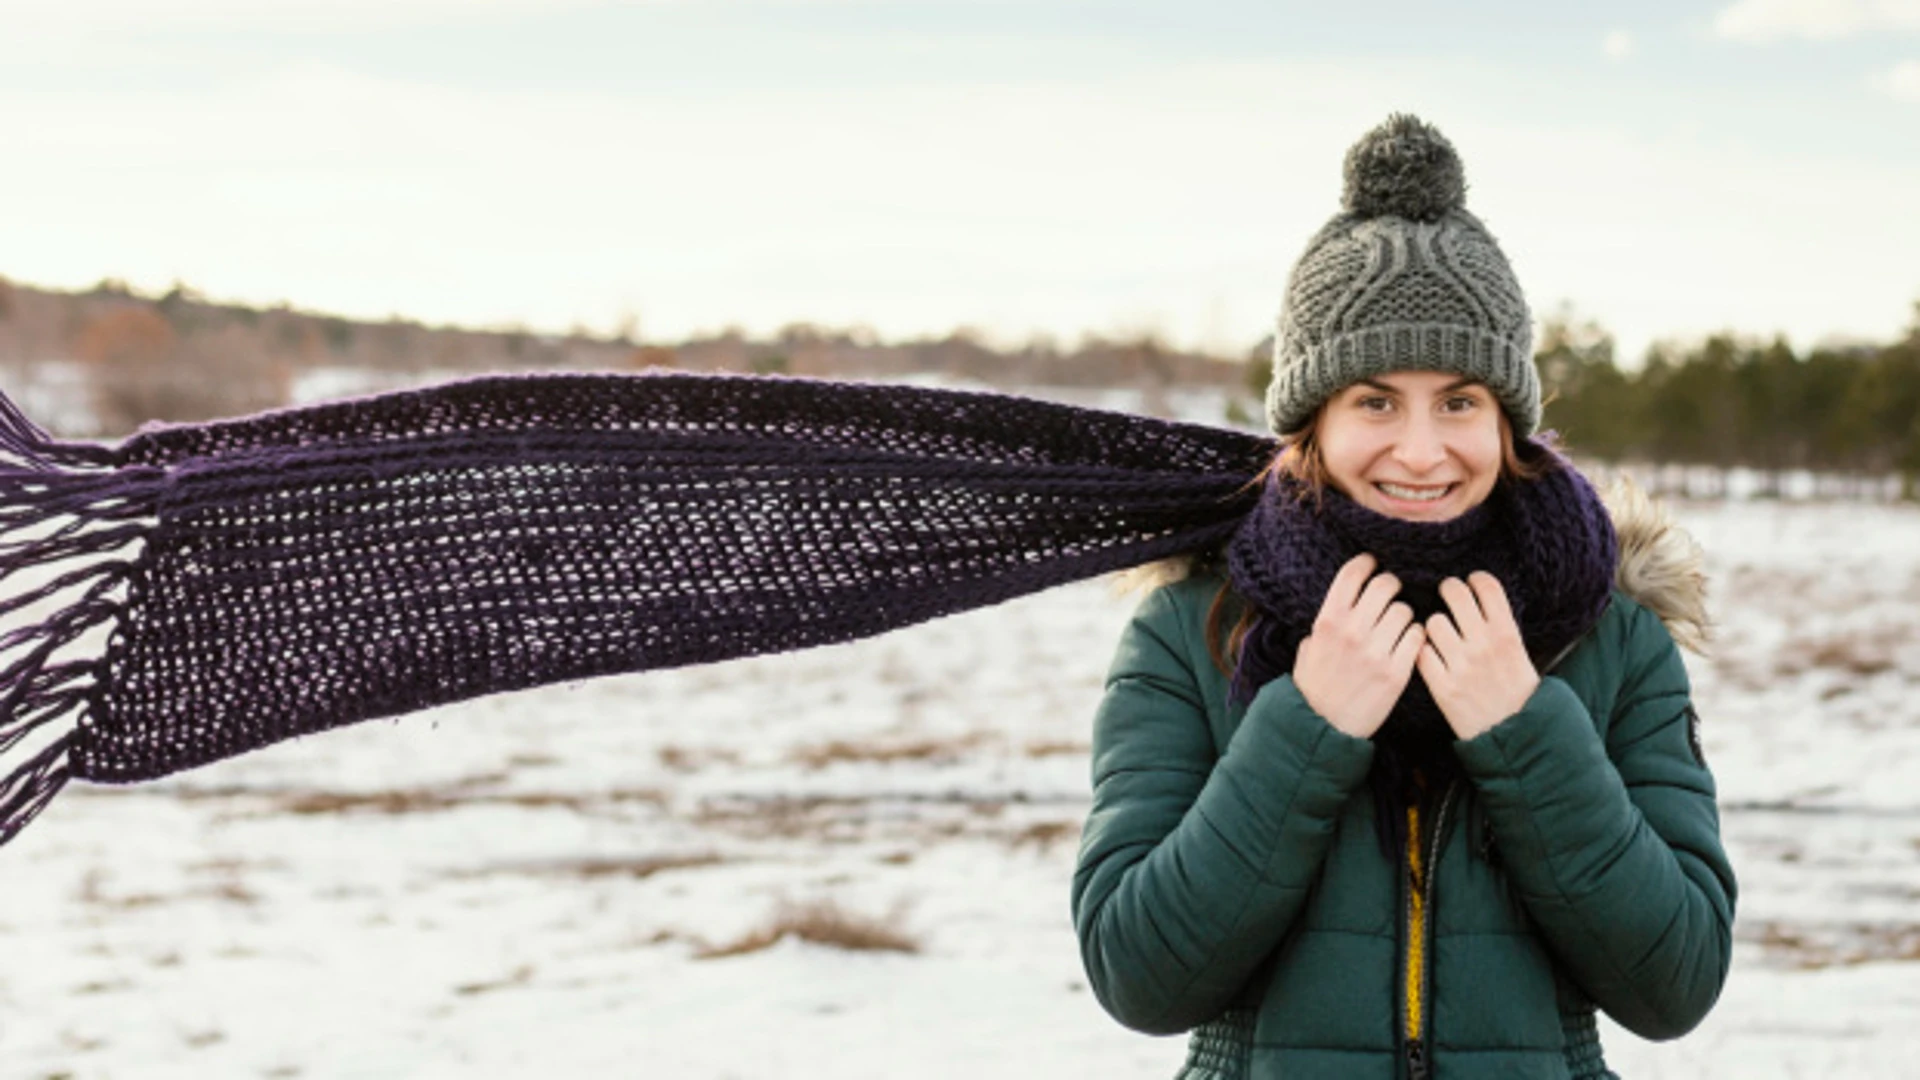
[1378,483,1449,502]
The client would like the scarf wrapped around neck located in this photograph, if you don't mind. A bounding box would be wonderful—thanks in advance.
[0,373,1278,847]
[1224,439,1618,845]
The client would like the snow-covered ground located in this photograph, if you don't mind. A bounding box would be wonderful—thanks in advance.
[2,498,1918,1078]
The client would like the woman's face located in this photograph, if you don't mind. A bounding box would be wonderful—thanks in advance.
[1315,371,1504,522]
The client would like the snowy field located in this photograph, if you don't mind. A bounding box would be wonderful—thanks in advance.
[2,496,1919,1078]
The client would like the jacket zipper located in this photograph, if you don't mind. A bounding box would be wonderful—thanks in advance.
[1402,781,1458,1080]
[1399,609,1589,1079]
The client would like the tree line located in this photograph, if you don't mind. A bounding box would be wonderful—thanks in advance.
[1531,307,1920,498]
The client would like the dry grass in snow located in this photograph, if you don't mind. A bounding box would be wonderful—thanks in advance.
[695,898,922,959]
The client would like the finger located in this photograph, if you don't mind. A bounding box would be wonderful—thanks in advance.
[1327,554,1378,610]
[1372,601,1415,649]
[1467,571,1517,630]
[1355,571,1403,624]
[1416,640,1445,683]
[1424,610,1464,661]
[1438,576,1484,627]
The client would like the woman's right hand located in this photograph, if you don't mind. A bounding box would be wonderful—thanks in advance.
[1292,553,1424,739]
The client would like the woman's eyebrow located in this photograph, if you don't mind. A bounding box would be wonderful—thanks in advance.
[1350,377,1481,394]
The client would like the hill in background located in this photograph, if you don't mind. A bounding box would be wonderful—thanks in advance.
[0,276,1253,438]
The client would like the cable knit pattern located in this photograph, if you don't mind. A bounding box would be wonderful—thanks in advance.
[1266,115,1539,436]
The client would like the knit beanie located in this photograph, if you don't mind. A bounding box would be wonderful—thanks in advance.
[1265,114,1540,437]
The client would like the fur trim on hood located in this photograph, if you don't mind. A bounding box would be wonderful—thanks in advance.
[1602,474,1711,656]
[1115,473,1712,657]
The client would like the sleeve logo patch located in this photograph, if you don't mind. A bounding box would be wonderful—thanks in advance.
[1685,704,1706,767]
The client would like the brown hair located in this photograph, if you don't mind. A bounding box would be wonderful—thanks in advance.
[1203,408,1555,676]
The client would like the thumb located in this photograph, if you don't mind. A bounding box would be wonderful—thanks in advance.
[1414,640,1445,686]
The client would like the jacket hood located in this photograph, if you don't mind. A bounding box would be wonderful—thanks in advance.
[1602,475,1711,655]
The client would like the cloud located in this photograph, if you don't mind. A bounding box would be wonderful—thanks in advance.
[1874,59,1920,99]
[1713,0,1920,42]
[1602,30,1635,60]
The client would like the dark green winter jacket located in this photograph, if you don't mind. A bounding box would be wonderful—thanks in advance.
[1072,495,1736,1079]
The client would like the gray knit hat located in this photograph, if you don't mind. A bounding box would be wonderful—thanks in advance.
[1265,114,1540,436]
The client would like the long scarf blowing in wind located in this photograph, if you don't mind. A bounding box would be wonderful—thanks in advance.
[0,372,1275,846]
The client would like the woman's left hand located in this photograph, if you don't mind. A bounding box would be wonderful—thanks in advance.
[1416,572,1540,740]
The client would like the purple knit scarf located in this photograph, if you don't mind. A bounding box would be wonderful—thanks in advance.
[0,373,1276,847]
[1224,439,1617,838]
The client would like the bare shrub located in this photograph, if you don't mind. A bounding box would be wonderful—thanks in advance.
[460,853,724,882]
[694,898,920,959]
[1008,820,1079,849]
[454,964,535,996]
[1805,636,1896,676]
[1749,919,1920,969]
[563,853,724,879]
[628,345,678,369]
[72,866,256,908]
[691,791,1064,845]
[684,794,857,840]
[205,878,261,906]
[787,733,989,770]
[74,868,164,911]
[77,305,289,434]
[1022,739,1089,758]
[260,784,666,817]
[1780,629,1909,678]
[276,789,459,816]
[658,744,741,773]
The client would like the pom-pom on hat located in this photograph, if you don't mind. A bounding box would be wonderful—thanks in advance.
[1265,114,1540,436]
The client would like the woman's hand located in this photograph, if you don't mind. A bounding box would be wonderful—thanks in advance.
[1417,572,1540,740]
[1294,553,1425,739]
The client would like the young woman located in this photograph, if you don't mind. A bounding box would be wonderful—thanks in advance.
[1071,116,1736,1079]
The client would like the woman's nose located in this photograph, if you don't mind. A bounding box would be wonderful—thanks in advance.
[1392,419,1448,472]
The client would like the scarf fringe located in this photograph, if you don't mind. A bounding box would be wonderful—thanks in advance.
[0,388,157,845]
[0,732,75,844]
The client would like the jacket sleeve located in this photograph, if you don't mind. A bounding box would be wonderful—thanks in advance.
[1070,583,1374,1036]
[1452,600,1737,1040]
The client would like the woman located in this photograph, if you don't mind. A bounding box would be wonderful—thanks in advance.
[1071,115,1736,1079]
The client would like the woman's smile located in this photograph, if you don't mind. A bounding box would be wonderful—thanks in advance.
[1374,481,1455,503]
[1368,479,1470,519]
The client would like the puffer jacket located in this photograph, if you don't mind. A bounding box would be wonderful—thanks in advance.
[1071,486,1737,1079]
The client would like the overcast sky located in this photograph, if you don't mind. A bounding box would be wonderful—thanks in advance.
[5,1,1919,365]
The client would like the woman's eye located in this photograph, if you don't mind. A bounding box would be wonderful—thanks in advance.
[1441,395,1479,413]
[1357,395,1393,413]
